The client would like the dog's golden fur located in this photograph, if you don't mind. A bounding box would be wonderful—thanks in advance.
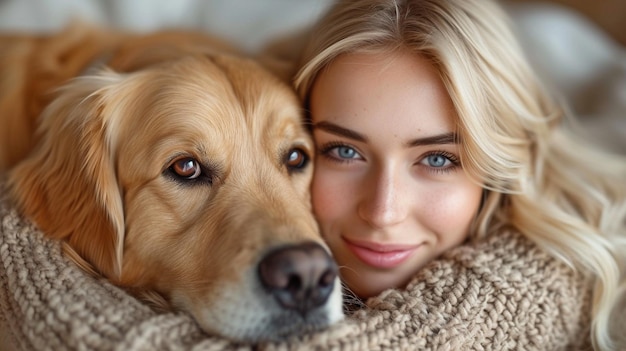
[0,24,342,341]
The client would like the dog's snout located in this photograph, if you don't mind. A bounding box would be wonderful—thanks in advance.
[258,242,338,314]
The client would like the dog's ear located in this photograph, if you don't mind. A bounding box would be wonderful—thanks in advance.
[9,72,126,280]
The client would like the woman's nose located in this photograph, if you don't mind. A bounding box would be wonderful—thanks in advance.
[357,167,409,229]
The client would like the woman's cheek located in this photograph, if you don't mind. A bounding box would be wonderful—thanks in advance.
[421,183,482,240]
[311,168,334,225]
[311,167,350,232]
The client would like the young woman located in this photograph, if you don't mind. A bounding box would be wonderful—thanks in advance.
[1,1,625,350]
[294,0,626,349]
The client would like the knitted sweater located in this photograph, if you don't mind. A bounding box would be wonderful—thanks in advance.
[0,181,593,351]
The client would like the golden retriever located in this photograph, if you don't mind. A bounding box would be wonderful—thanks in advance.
[0,24,343,342]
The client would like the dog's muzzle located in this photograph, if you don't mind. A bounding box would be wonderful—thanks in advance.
[258,242,338,316]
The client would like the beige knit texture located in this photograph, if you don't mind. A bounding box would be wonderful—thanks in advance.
[0,180,593,351]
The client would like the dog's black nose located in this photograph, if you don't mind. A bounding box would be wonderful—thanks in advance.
[258,242,338,314]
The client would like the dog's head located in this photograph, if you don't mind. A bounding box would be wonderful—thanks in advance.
[9,53,343,341]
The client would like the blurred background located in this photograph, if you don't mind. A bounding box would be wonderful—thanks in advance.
[510,0,625,45]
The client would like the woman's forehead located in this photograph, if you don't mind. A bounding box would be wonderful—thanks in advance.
[310,50,457,140]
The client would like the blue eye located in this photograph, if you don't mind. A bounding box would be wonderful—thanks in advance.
[418,151,459,173]
[426,154,449,168]
[318,143,363,163]
[328,145,363,161]
[336,146,358,159]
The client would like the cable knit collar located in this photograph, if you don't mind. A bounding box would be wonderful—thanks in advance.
[0,180,593,350]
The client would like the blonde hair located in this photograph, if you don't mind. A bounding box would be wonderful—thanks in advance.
[295,0,626,349]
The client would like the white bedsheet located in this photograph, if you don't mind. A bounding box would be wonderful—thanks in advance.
[0,0,334,52]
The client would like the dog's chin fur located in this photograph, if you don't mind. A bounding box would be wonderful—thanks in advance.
[3,27,343,341]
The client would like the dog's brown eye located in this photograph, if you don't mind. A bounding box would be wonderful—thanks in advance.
[170,158,202,179]
[285,148,309,172]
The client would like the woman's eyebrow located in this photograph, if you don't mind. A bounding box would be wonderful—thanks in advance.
[406,132,458,147]
[312,121,367,142]
[313,121,457,147]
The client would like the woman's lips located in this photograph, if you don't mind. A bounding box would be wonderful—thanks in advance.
[343,237,420,269]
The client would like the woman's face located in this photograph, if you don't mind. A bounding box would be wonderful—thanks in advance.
[309,51,483,298]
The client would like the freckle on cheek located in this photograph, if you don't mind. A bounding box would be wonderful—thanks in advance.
[425,193,473,226]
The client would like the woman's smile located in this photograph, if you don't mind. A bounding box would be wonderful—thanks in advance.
[342,236,421,269]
